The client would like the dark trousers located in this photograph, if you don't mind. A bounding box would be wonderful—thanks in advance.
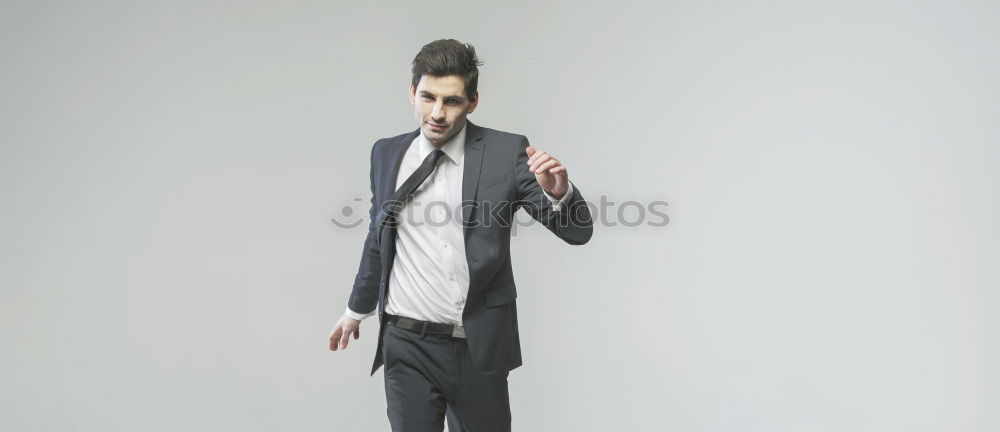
[382,320,511,432]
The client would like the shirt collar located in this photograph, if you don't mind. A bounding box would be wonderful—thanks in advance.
[418,121,466,165]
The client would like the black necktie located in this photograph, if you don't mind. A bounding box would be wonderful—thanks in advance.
[378,149,446,239]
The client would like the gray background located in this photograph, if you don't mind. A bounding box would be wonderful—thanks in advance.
[2,0,998,431]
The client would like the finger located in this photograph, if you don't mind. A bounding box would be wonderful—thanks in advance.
[525,146,535,157]
[531,155,554,173]
[535,159,560,174]
[339,329,351,349]
[527,150,546,166]
[529,154,552,173]
[549,165,567,175]
[330,328,342,351]
[353,326,360,340]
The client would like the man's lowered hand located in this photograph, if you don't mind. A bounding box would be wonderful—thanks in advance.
[328,313,361,351]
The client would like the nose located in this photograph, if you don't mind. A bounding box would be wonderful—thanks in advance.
[431,101,445,122]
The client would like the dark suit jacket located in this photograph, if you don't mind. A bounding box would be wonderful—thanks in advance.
[348,120,593,376]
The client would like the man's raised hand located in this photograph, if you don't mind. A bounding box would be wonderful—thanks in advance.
[525,146,569,199]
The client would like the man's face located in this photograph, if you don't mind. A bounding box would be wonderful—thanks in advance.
[409,74,478,147]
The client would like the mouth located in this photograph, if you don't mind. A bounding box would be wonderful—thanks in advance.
[426,122,447,132]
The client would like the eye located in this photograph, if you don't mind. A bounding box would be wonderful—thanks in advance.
[422,95,433,101]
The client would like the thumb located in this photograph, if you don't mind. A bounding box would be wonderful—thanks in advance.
[525,146,535,157]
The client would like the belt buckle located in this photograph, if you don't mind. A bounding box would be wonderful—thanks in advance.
[451,325,466,338]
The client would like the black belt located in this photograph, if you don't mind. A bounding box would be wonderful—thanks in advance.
[385,314,466,339]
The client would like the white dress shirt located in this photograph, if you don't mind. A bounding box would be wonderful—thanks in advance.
[346,123,574,324]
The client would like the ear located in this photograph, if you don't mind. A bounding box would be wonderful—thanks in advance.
[409,83,416,106]
[467,90,479,114]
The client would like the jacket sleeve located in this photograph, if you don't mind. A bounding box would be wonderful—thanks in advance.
[513,136,593,245]
[346,140,383,314]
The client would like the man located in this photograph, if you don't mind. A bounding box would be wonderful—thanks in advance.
[328,39,593,432]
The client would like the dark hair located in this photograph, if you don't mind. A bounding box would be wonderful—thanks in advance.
[411,39,483,101]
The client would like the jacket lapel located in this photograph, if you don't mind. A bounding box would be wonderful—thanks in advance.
[462,120,484,230]
[375,129,418,247]
[381,129,419,201]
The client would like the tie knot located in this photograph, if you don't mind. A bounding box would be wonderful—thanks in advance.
[429,148,445,164]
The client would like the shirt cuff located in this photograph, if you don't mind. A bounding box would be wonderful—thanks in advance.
[541,181,575,212]
[345,306,375,321]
